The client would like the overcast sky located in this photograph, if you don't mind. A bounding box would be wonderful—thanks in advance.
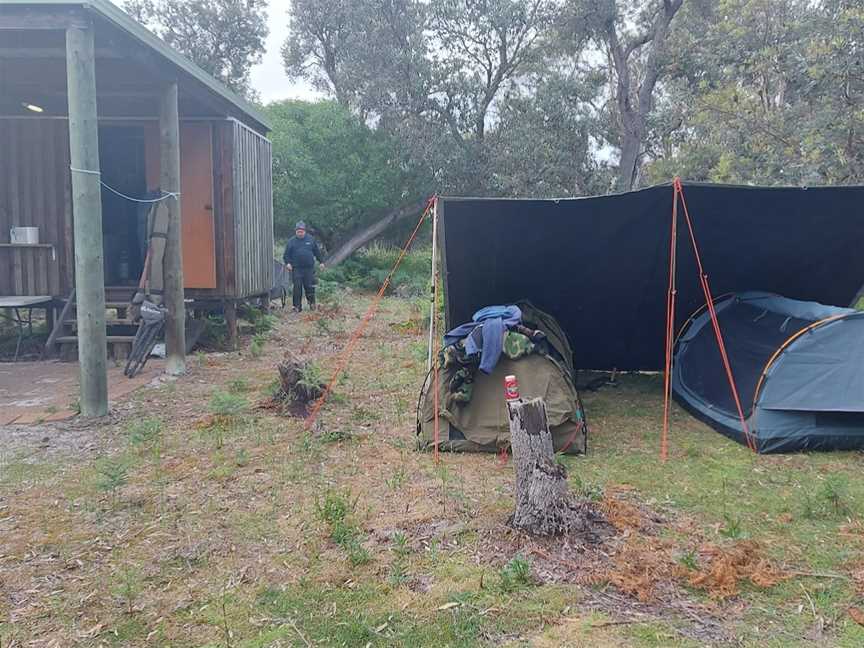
[250,0,321,104]
[112,0,321,104]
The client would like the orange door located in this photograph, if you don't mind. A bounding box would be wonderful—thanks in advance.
[179,123,217,289]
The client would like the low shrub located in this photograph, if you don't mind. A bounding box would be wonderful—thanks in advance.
[320,244,430,297]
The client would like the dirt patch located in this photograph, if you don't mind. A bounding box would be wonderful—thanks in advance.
[467,494,655,588]
[0,395,160,463]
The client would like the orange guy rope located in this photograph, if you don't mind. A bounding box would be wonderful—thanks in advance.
[432,293,441,464]
[429,197,441,463]
[661,183,679,461]
[305,197,436,430]
[426,198,440,372]
[673,178,758,453]
[700,275,758,453]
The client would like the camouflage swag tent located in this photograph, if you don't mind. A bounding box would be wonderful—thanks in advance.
[417,302,587,454]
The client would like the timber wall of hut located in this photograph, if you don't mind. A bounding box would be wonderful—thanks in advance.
[0,117,273,302]
[0,118,73,297]
[230,120,273,299]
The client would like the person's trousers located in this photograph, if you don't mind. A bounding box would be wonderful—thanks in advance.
[292,266,316,310]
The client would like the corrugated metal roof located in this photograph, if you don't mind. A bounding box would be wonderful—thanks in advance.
[2,0,271,131]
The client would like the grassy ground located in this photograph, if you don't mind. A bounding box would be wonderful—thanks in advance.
[1,292,862,647]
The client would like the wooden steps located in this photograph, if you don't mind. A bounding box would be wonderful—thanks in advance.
[57,300,132,313]
[45,287,140,362]
[64,318,135,327]
[45,286,204,362]
[56,335,137,344]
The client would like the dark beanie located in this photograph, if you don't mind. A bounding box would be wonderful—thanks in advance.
[295,221,307,230]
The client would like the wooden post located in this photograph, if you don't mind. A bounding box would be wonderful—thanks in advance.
[426,198,439,372]
[66,23,107,417]
[508,397,600,536]
[224,300,238,350]
[160,82,186,375]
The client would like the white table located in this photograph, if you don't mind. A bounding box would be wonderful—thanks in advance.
[0,296,53,361]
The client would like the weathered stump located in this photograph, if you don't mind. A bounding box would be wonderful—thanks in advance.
[276,351,325,416]
[508,397,604,537]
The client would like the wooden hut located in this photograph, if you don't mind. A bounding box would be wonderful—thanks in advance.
[0,0,274,414]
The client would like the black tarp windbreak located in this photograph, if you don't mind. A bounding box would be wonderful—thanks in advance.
[438,184,864,371]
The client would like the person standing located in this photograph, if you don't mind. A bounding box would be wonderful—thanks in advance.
[283,221,325,312]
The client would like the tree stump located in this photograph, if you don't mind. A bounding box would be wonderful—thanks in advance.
[276,351,325,416]
[508,397,604,537]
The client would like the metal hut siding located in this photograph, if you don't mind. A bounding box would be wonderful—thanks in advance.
[232,120,274,299]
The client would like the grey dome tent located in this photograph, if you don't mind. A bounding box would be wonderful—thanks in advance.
[672,292,864,453]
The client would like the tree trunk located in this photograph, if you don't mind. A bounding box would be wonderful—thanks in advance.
[325,199,428,266]
[616,122,643,193]
[508,397,601,537]
[607,0,684,194]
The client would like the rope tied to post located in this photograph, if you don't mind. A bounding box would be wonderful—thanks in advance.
[70,166,181,203]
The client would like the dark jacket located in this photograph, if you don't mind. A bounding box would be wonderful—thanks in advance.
[283,234,323,269]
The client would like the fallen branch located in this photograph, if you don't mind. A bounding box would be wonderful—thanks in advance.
[325,199,428,266]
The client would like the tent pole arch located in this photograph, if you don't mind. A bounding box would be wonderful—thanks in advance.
[750,313,855,411]
[674,292,735,346]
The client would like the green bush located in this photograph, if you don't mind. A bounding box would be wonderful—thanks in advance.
[239,304,277,335]
[498,554,533,592]
[316,491,350,526]
[95,458,129,506]
[315,491,371,566]
[200,314,228,350]
[321,244,431,297]
[266,100,418,244]
[209,390,249,418]
[315,277,341,305]
[127,417,163,448]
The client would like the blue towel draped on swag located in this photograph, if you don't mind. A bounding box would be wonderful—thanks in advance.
[443,305,522,374]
